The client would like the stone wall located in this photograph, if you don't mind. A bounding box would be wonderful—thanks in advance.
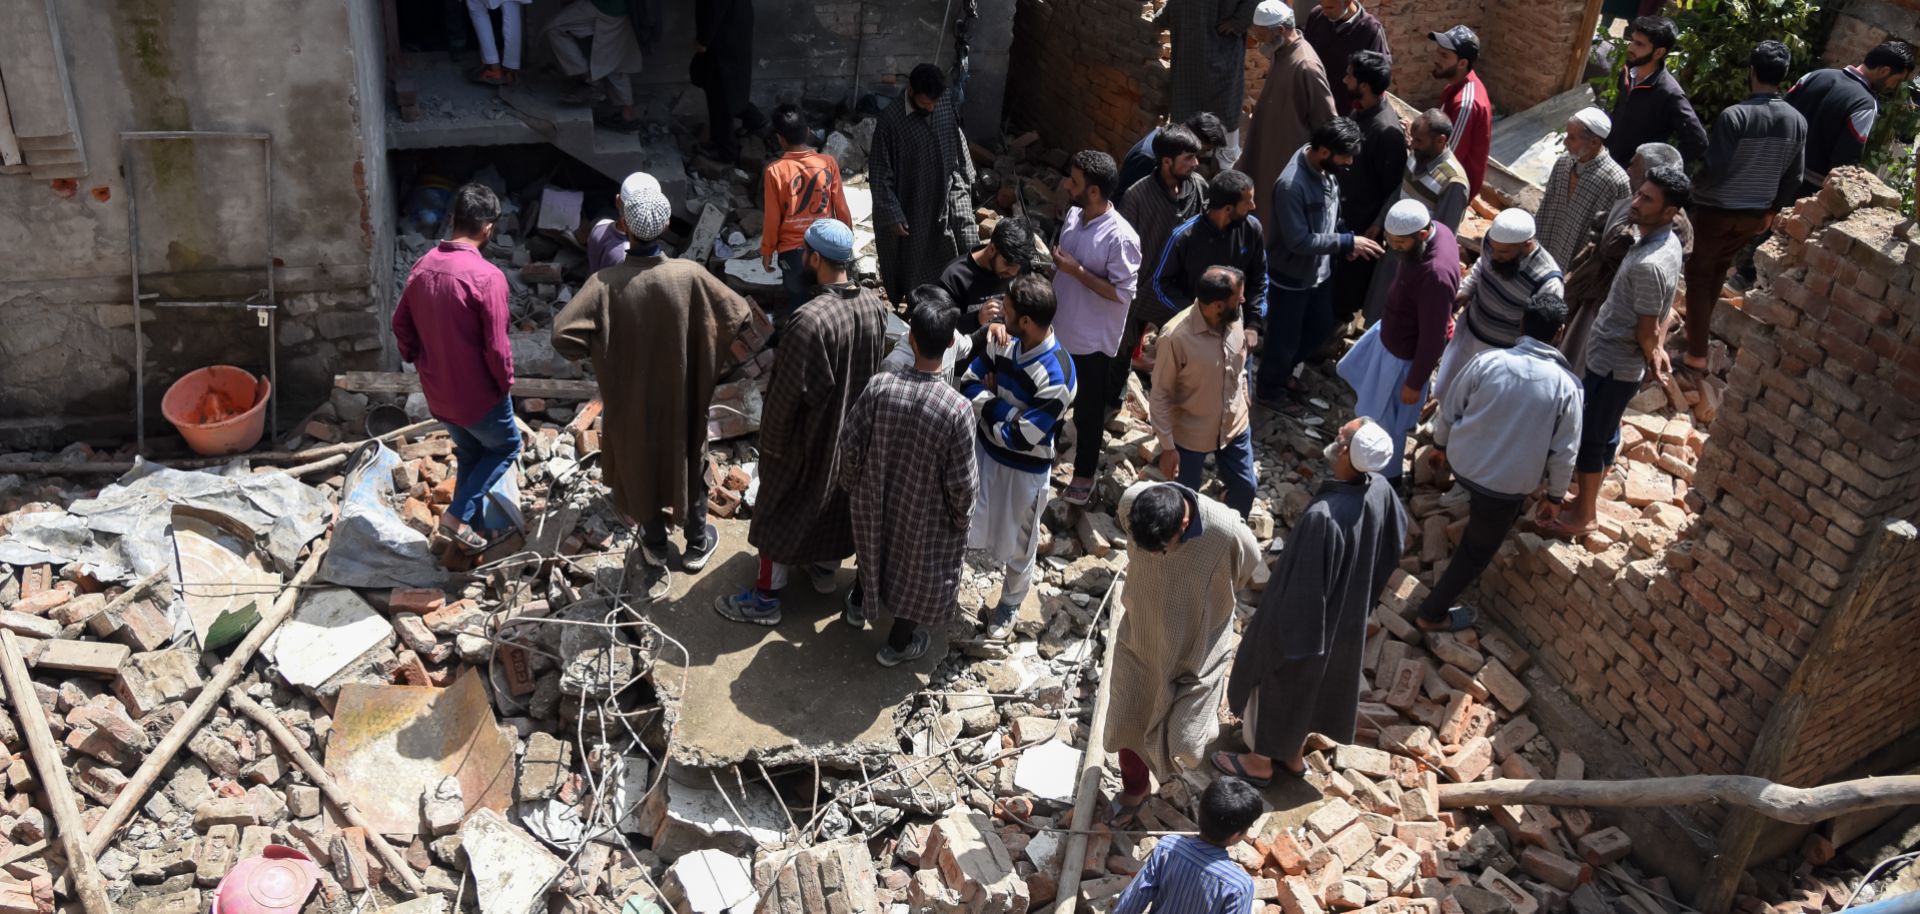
[1471,169,1920,809]
[1821,0,1920,67]
[0,0,383,448]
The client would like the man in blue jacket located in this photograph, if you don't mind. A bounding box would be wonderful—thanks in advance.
[1259,117,1383,420]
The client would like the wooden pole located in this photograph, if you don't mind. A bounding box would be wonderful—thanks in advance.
[226,689,426,897]
[1437,773,1920,824]
[0,631,114,914]
[84,536,330,858]
[1561,0,1609,94]
[1052,583,1124,914]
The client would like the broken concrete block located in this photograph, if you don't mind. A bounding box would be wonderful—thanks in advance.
[1576,827,1631,866]
[647,775,787,860]
[126,889,201,914]
[665,849,758,913]
[1333,745,1394,779]
[1305,798,1361,841]
[922,809,1029,913]
[1521,846,1589,892]
[517,732,571,802]
[194,797,261,831]
[287,784,322,819]
[195,824,240,887]
[115,649,204,718]
[133,841,199,883]
[32,639,129,676]
[423,776,465,836]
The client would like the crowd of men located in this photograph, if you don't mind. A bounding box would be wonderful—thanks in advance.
[391,3,1916,904]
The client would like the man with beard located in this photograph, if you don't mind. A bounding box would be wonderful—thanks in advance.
[871,64,979,303]
[1301,0,1391,116]
[1150,267,1259,516]
[1431,208,1565,409]
[1534,107,1631,272]
[1116,125,1211,397]
[1159,0,1263,168]
[1603,16,1708,167]
[1259,118,1383,418]
[1338,200,1457,488]
[1559,142,1693,375]
[1114,113,1227,207]
[716,220,889,625]
[1545,167,1688,540]
[1148,170,1268,354]
[1240,2,1337,239]
[1052,151,1143,506]
[1333,50,1405,323]
[1431,25,1492,199]
[1787,41,1915,196]
[1359,109,1469,322]
[1215,418,1408,784]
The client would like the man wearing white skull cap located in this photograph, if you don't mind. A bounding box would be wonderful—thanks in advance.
[1430,206,1565,409]
[1535,107,1631,272]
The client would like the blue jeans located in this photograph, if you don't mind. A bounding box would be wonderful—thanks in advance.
[1258,281,1334,400]
[444,396,521,526]
[1577,370,1640,473]
[1177,428,1258,518]
[777,248,811,322]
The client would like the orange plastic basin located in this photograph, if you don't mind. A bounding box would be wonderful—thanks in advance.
[161,365,271,456]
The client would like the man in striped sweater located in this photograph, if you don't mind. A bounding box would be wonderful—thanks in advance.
[962,274,1078,640]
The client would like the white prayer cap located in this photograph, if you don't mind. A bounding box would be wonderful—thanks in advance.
[1383,199,1432,237]
[1347,420,1395,474]
[1570,106,1612,139]
[1254,0,1294,28]
[619,172,671,242]
[1487,208,1537,244]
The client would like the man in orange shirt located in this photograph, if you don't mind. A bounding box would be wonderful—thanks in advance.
[762,105,853,323]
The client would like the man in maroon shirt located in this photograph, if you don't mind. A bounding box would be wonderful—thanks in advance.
[1431,25,1492,200]
[391,183,520,555]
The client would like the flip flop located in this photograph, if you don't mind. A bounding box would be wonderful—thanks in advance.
[1415,605,1478,633]
[1538,516,1599,541]
[1209,751,1273,788]
[1063,479,1095,506]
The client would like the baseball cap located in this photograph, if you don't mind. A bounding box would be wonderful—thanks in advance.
[1430,25,1480,61]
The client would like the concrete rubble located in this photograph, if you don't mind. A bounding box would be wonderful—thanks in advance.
[0,106,1888,914]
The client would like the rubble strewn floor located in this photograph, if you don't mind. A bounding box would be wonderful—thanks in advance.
[0,111,1901,914]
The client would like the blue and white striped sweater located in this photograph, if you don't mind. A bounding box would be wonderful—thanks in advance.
[960,332,1077,473]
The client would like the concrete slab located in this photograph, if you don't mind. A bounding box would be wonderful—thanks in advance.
[648,518,941,768]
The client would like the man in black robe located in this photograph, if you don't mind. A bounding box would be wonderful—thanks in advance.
[693,0,766,162]
[1214,417,1409,783]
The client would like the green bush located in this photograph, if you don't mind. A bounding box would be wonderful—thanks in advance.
[1588,0,1822,124]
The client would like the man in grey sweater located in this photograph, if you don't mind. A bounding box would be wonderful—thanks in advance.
[1416,295,1581,632]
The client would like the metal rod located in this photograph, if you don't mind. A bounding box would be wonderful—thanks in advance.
[121,130,272,140]
[126,135,144,454]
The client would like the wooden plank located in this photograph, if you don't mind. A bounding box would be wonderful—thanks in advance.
[1561,0,1608,95]
[333,371,601,400]
[0,631,114,914]
[0,68,21,167]
[0,0,82,169]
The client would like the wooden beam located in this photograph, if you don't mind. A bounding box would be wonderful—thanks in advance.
[334,371,600,400]
[84,537,330,858]
[0,631,113,914]
[1438,774,1920,825]
[1561,0,1609,95]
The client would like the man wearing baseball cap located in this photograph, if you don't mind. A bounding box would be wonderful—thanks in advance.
[720,219,891,627]
[1430,25,1493,198]
[1218,417,1409,784]
[553,172,758,601]
[1338,199,1459,487]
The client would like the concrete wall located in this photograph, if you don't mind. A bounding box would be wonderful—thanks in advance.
[0,0,383,447]
[1822,0,1920,66]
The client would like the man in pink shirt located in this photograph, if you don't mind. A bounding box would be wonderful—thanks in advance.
[391,183,520,555]
[1052,150,1142,506]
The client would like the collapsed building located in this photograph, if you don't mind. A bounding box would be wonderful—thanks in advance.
[2,0,1920,913]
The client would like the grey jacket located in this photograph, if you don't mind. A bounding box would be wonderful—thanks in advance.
[1267,146,1352,289]
[1432,337,1583,499]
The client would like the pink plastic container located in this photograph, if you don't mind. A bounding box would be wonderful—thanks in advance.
[160,365,271,456]
[210,845,322,914]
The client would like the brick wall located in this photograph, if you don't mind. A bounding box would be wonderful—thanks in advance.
[1006,0,1168,160]
[1010,0,1589,159]
[1472,168,1920,803]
